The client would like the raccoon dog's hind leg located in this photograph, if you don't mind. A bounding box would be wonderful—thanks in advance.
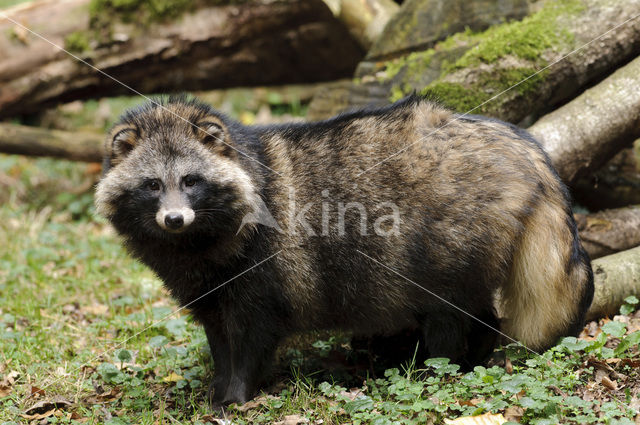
[422,305,499,369]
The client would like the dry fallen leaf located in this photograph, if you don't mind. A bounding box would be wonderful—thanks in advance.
[548,385,567,397]
[597,372,618,391]
[339,388,365,401]
[162,372,184,383]
[504,357,513,374]
[30,386,45,397]
[84,387,122,404]
[234,399,264,412]
[21,397,73,420]
[24,397,72,415]
[20,408,56,420]
[3,370,19,385]
[0,383,11,398]
[80,303,109,316]
[457,398,482,407]
[621,358,640,368]
[580,321,600,339]
[234,395,280,412]
[201,415,233,424]
[504,405,524,422]
[444,412,507,425]
[0,370,19,398]
[274,414,310,425]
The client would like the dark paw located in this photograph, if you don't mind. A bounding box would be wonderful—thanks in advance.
[207,382,228,412]
[207,381,217,404]
[209,401,227,416]
[208,381,249,413]
[208,393,234,417]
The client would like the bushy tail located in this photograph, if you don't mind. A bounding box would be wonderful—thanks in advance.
[501,200,594,351]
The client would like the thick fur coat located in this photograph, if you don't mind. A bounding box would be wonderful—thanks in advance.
[95,95,594,407]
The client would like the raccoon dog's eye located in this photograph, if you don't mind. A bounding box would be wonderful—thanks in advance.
[146,180,161,191]
[183,175,201,187]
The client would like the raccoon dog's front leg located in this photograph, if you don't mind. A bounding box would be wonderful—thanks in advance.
[204,325,232,408]
[205,321,280,409]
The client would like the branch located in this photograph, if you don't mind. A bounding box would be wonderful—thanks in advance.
[0,123,102,162]
[529,56,640,183]
[323,0,399,49]
[0,0,363,118]
[575,206,640,260]
[309,0,640,126]
[587,246,640,321]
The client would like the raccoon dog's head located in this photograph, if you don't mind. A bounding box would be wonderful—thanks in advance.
[95,97,260,245]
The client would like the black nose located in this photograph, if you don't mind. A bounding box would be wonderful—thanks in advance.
[165,213,184,230]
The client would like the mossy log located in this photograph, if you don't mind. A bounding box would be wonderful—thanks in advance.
[0,0,363,119]
[529,56,640,184]
[365,0,532,62]
[575,206,640,260]
[0,123,103,162]
[308,0,640,123]
[587,246,640,321]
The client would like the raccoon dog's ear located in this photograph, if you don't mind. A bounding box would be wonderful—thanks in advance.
[106,125,138,167]
[194,117,234,157]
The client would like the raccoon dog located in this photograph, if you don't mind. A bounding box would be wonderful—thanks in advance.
[95,95,593,407]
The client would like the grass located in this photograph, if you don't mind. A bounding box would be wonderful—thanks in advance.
[0,0,30,9]
[0,137,639,424]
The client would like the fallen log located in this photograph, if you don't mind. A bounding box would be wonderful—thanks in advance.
[0,0,363,119]
[308,0,640,124]
[587,246,640,321]
[572,144,640,211]
[0,123,102,162]
[322,0,399,49]
[528,55,640,184]
[575,206,640,260]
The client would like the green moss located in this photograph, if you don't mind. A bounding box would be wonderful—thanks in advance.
[422,67,545,113]
[405,50,436,80]
[449,0,583,71]
[383,0,585,112]
[89,0,192,24]
[382,56,413,82]
[383,50,436,82]
[422,82,492,112]
[82,0,251,50]
[88,0,250,26]
[436,27,477,51]
[379,29,476,84]
[64,31,91,53]
[390,86,405,102]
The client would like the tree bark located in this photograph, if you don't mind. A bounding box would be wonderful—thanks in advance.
[528,56,640,184]
[322,0,399,50]
[0,0,363,119]
[0,123,102,162]
[575,206,640,260]
[572,144,640,211]
[587,246,640,321]
[364,0,532,62]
